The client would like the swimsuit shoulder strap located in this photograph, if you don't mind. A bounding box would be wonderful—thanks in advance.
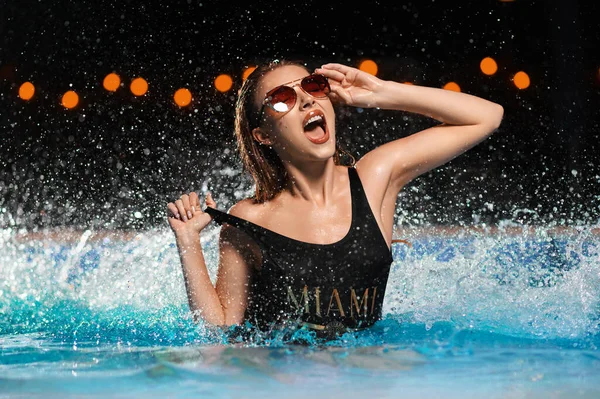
[204,206,271,245]
[346,166,392,254]
[347,166,366,220]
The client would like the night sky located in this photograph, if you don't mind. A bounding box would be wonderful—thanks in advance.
[1,0,599,230]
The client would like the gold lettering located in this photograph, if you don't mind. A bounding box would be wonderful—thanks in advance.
[371,286,377,314]
[315,287,321,316]
[287,286,309,313]
[350,288,369,317]
[327,288,346,317]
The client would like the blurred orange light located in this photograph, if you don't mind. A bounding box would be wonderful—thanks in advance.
[403,81,414,85]
[130,77,148,96]
[103,73,121,92]
[242,66,256,81]
[359,59,378,76]
[480,57,498,75]
[62,90,79,109]
[19,82,35,100]
[174,88,192,107]
[215,74,233,92]
[443,82,461,92]
[513,71,530,89]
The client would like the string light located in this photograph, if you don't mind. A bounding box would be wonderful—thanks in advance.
[242,66,256,81]
[103,73,121,92]
[214,74,233,92]
[4,60,551,110]
[130,77,148,96]
[480,57,498,75]
[443,82,461,92]
[359,59,378,76]
[513,71,530,89]
[19,82,35,100]
[61,90,79,109]
[174,88,192,107]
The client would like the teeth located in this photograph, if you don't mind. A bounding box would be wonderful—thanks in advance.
[304,115,323,128]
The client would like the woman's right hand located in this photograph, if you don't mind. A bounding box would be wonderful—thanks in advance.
[167,192,216,238]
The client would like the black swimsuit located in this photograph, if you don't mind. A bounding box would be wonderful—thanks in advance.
[205,166,393,340]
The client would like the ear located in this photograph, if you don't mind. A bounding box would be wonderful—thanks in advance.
[252,127,274,146]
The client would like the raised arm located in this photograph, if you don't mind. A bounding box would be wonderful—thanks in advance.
[167,192,252,326]
[316,63,504,190]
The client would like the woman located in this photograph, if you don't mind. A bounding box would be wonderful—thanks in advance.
[167,60,504,340]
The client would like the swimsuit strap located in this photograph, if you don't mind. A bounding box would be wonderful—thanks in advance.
[346,166,362,216]
[204,205,283,252]
[346,165,376,229]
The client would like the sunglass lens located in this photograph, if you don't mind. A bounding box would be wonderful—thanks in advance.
[268,86,297,112]
[302,75,330,97]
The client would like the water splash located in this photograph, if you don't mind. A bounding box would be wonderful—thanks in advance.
[1,225,599,347]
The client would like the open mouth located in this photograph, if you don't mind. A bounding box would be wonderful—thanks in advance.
[302,110,329,144]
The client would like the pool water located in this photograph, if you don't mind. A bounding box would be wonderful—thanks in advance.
[1,226,599,398]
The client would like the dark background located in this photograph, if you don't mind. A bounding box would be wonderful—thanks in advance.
[1,0,599,230]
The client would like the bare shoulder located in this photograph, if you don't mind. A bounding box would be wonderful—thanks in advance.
[354,151,395,195]
[227,197,265,222]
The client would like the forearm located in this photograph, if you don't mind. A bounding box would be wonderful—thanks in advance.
[373,80,504,128]
[175,233,225,325]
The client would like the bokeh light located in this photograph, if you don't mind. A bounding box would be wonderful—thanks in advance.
[174,88,192,107]
[61,90,79,109]
[480,57,498,75]
[103,73,121,92]
[359,59,378,76]
[130,77,148,96]
[513,71,530,89]
[214,74,233,92]
[443,81,461,92]
[242,66,256,81]
[18,82,35,100]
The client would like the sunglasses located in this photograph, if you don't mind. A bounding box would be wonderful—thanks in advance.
[255,74,331,127]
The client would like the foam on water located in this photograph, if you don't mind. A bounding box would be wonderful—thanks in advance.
[1,225,598,343]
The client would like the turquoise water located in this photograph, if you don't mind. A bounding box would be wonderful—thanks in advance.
[1,226,599,398]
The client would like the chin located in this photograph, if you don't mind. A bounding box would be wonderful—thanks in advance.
[312,143,338,161]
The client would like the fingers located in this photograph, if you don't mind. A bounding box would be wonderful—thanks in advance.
[189,192,200,214]
[315,66,347,83]
[173,193,193,221]
[319,63,353,73]
[175,198,188,221]
[167,191,216,223]
[326,92,342,104]
[167,202,180,219]
[205,192,216,208]
[325,81,351,104]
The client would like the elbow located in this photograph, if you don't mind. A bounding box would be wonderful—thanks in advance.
[487,103,504,132]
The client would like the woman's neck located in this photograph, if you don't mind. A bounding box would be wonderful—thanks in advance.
[283,158,341,205]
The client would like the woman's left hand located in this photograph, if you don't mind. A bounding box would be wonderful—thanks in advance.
[315,63,384,108]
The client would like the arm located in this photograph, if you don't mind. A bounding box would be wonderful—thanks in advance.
[175,231,226,324]
[317,63,504,189]
[360,81,503,189]
[167,193,253,326]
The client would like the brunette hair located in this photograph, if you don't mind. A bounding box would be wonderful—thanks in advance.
[234,60,355,203]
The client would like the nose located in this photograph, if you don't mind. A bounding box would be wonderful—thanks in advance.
[296,87,316,110]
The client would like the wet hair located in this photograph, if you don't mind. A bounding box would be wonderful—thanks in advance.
[235,59,355,203]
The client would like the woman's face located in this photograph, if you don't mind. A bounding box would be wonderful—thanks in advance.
[253,65,336,164]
